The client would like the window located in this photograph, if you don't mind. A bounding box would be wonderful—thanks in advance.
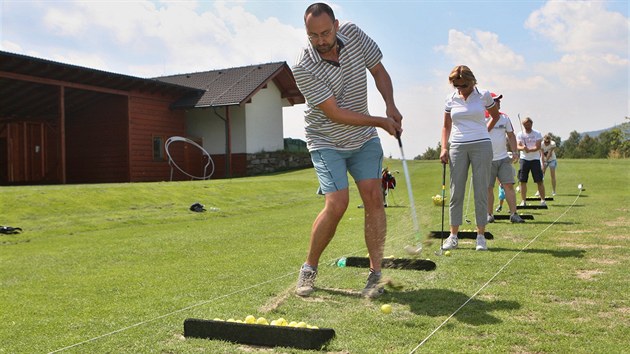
[153,136,164,161]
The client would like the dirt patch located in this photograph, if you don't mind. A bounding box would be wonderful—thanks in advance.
[576,269,603,280]
[590,258,619,265]
[604,216,629,227]
[561,230,594,234]
[259,286,294,313]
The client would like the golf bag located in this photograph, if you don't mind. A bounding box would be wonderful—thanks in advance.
[381,168,397,206]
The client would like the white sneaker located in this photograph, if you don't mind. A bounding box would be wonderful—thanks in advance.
[519,200,527,207]
[442,235,458,250]
[552,191,556,196]
[296,266,317,297]
[475,235,488,251]
[540,200,547,207]
[534,191,540,197]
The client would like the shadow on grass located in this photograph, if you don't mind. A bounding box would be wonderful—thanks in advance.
[387,288,520,325]
[519,221,577,225]
[490,247,586,258]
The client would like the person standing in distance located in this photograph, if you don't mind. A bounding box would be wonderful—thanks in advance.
[485,93,524,224]
[541,134,557,196]
[440,65,500,251]
[516,117,546,205]
[291,3,402,298]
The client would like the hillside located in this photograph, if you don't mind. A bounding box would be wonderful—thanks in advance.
[581,121,630,138]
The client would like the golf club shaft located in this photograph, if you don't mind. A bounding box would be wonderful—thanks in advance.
[440,163,446,250]
[397,135,420,240]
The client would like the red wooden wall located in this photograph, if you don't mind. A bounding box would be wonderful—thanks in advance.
[65,94,129,183]
[128,93,187,182]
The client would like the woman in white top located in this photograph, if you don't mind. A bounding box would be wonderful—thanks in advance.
[541,134,557,196]
[440,65,500,251]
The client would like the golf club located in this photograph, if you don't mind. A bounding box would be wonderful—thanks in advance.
[397,134,422,255]
[435,163,447,256]
[464,176,473,224]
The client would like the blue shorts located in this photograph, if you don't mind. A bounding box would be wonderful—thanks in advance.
[544,159,557,169]
[310,138,383,195]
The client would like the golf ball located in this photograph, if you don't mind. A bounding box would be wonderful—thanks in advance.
[444,250,451,257]
[381,304,392,314]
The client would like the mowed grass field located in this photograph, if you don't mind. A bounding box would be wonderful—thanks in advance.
[1,159,628,353]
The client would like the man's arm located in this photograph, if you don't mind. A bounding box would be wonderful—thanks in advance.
[369,63,403,126]
[516,134,526,151]
[535,139,543,159]
[317,96,400,136]
[486,105,500,131]
[507,131,519,162]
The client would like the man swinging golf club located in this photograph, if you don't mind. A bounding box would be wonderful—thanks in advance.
[291,3,402,298]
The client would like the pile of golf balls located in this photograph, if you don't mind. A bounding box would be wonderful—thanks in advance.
[213,315,319,329]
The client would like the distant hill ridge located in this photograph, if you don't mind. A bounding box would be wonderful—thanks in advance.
[581,121,630,138]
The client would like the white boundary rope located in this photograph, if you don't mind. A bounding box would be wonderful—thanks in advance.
[408,189,583,353]
[48,272,296,353]
[49,182,579,353]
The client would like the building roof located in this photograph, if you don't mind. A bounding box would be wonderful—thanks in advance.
[155,62,305,108]
[0,50,202,118]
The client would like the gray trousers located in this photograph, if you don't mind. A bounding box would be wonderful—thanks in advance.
[449,140,493,226]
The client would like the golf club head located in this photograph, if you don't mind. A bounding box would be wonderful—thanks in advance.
[434,248,445,256]
[404,244,422,256]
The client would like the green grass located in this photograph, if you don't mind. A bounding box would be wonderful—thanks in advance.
[1,159,629,353]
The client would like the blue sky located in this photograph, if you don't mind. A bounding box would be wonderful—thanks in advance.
[1,0,628,159]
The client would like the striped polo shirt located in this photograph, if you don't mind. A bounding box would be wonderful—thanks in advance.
[292,22,382,151]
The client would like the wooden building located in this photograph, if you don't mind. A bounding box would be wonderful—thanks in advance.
[0,51,304,185]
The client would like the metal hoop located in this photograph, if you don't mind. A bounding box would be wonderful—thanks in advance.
[165,136,215,180]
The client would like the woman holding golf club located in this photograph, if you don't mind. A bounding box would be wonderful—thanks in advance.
[439,65,500,251]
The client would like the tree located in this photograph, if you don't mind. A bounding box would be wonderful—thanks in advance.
[561,131,582,158]
[598,129,625,157]
[415,142,442,160]
[575,135,603,158]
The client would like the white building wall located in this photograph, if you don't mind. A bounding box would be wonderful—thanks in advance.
[185,81,289,155]
[244,82,285,154]
[186,106,246,155]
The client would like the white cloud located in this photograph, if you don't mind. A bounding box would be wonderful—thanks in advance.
[525,1,629,56]
[37,1,305,77]
[436,29,525,74]
[435,29,538,92]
